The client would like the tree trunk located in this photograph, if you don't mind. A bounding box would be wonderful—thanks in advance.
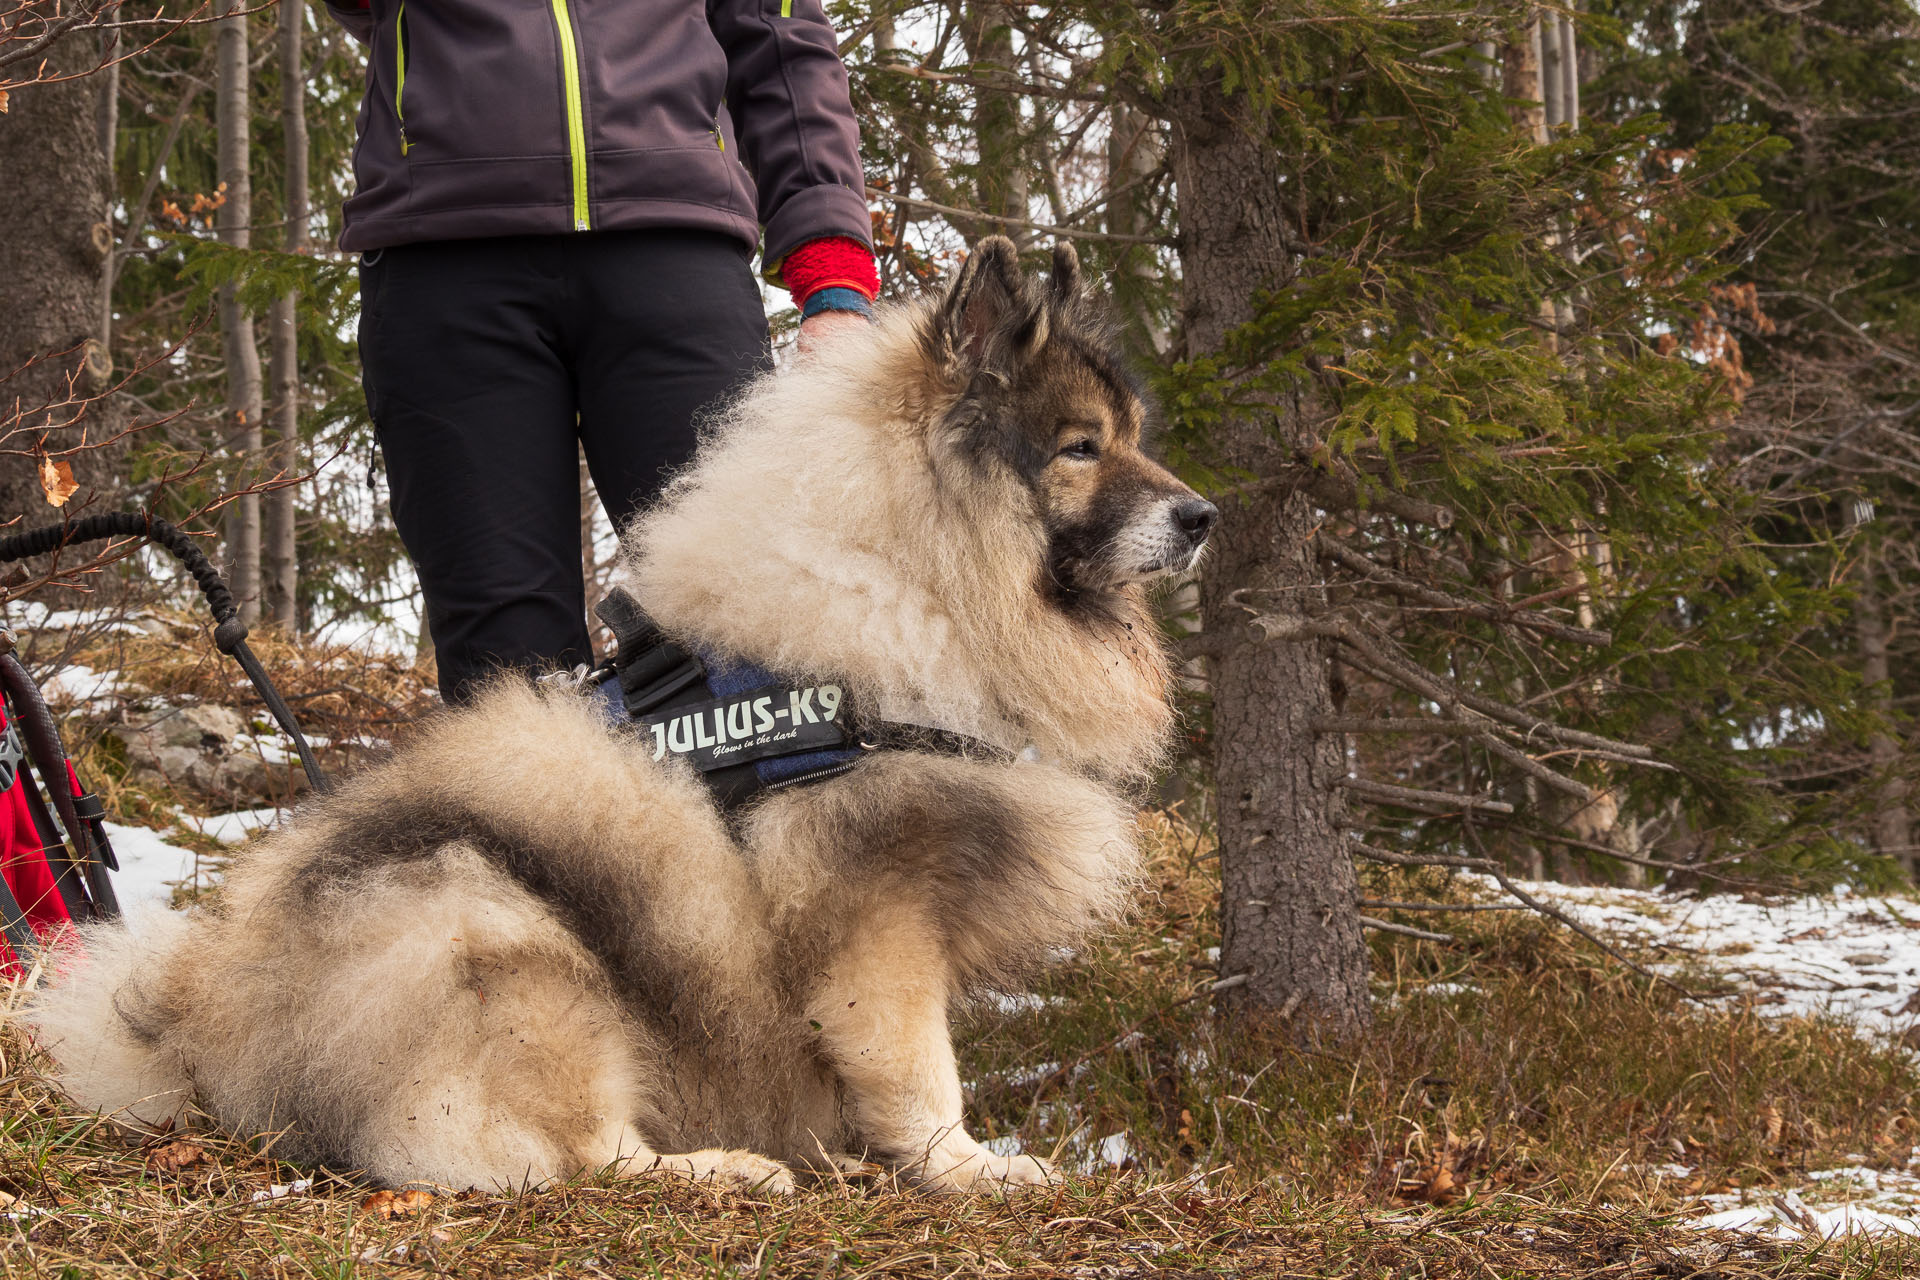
[97,27,119,351]
[263,0,307,632]
[0,7,124,523]
[218,0,263,623]
[1855,543,1912,874]
[1106,103,1166,358]
[1167,78,1371,1037]
[958,3,1027,232]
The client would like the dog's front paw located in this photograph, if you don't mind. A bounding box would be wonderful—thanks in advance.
[631,1148,796,1196]
[911,1141,1058,1194]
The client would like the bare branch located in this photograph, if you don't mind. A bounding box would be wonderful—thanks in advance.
[1358,915,1455,942]
[1307,614,1656,760]
[1299,467,1456,530]
[1360,899,1526,912]
[1459,817,1713,1003]
[1315,716,1483,736]
[1339,776,1516,814]
[1348,837,1500,871]
[863,186,1171,245]
[1317,536,1612,647]
[1472,727,1596,801]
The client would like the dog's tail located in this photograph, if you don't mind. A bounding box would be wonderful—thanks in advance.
[16,910,197,1128]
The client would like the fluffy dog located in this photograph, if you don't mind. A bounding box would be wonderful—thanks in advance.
[24,238,1217,1194]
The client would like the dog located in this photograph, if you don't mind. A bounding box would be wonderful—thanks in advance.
[23,237,1217,1195]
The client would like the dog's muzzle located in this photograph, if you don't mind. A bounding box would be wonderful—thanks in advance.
[1173,498,1218,550]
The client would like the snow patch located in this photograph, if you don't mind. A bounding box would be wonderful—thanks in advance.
[981,991,1066,1016]
[177,807,286,845]
[33,663,133,707]
[102,822,217,910]
[1477,874,1920,1035]
[250,1178,313,1203]
[1094,1132,1133,1168]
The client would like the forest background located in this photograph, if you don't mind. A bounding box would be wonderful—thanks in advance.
[3,1,1920,1271]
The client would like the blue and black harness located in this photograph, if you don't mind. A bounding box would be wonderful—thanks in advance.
[591,589,1005,809]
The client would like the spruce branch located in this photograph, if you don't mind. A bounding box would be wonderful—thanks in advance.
[1286,610,1653,761]
[1317,536,1612,647]
[862,186,1171,245]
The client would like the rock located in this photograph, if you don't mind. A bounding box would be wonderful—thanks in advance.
[148,704,247,750]
[108,703,307,806]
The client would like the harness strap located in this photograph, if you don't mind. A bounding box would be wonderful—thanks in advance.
[592,589,1014,809]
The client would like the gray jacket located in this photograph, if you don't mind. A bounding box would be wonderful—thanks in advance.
[323,0,871,273]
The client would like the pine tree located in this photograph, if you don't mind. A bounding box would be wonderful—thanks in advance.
[1596,0,1920,872]
[842,0,1873,1032]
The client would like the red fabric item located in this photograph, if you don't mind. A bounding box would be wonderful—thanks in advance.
[0,703,74,974]
[780,237,878,305]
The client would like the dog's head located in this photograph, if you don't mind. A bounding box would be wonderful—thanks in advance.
[919,238,1217,605]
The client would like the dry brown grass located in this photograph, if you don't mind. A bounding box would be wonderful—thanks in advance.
[2,634,1917,1274]
[0,1090,1911,1279]
[25,608,437,832]
[961,815,1920,1218]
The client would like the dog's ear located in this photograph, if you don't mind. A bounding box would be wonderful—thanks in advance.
[1049,241,1083,305]
[940,236,1048,377]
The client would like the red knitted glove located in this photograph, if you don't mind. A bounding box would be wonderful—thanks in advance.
[780,237,879,308]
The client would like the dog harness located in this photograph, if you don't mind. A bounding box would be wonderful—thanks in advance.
[591,589,1008,809]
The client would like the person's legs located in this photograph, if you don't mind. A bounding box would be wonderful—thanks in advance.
[358,237,588,703]
[569,230,773,533]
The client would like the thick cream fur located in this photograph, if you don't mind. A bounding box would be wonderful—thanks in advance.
[626,304,1173,783]
[21,282,1177,1193]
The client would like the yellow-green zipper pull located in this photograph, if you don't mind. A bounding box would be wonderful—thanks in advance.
[394,2,410,155]
[548,0,591,231]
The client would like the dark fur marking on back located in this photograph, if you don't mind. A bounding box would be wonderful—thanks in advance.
[283,796,692,1024]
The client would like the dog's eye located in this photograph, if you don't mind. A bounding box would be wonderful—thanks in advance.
[1058,439,1100,461]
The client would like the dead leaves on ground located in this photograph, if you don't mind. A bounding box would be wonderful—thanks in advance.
[1393,1131,1487,1206]
[145,1139,208,1175]
[360,1187,438,1219]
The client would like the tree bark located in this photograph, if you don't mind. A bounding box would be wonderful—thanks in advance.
[1540,9,1567,129]
[218,0,263,623]
[1504,16,1548,144]
[263,0,307,632]
[1106,102,1166,358]
[1855,542,1912,873]
[0,5,124,524]
[958,3,1028,233]
[1166,78,1371,1037]
[97,27,119,351]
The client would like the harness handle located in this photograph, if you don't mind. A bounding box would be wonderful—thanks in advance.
[0,512,333,796]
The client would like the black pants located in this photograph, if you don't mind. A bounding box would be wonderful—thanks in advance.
[358,230,771,703]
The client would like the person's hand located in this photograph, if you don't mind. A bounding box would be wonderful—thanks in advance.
[797,308,869,356]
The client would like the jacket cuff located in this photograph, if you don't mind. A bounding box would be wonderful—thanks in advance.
[801,288,874,319]
[781,236,879,308]
[761,184,873,287]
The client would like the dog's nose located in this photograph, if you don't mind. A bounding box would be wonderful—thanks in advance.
[1174,498,1218,546]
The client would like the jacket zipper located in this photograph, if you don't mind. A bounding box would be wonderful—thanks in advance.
[393,2,410,155]
[547,0,591,230]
